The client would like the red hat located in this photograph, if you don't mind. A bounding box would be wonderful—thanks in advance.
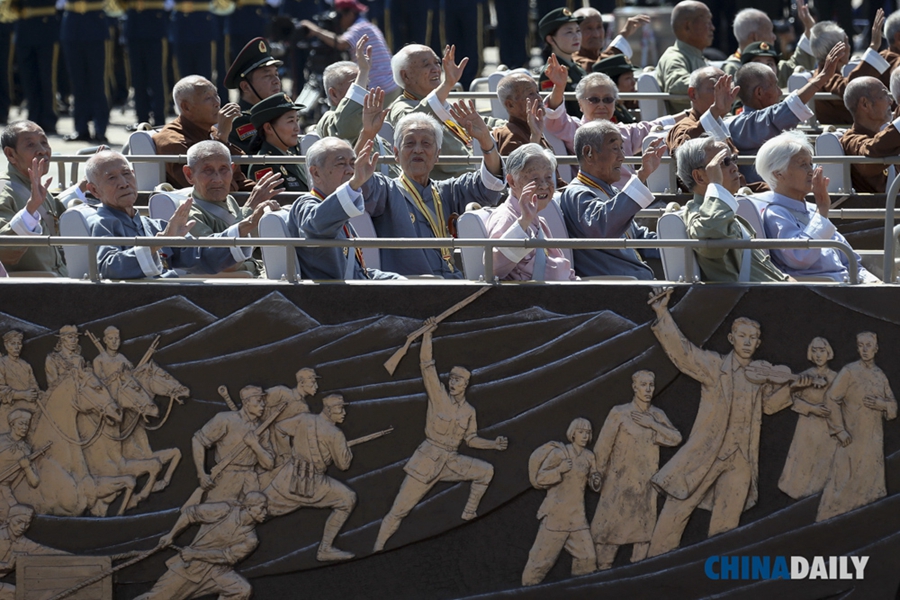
[334,0,367,12]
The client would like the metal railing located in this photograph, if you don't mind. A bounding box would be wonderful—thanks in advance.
[0,235,860,285]
[447,91,844,102]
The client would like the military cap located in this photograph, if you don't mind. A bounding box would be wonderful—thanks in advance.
[591,54,640,79]
[449,366,471,382]
[740,41,780,65]
[2,330,23,342]
[250,93,306,130]
[295,367,321,381]
[225,37,284,90]
[7,505,34,520]
[323,394,347,409]
[539,7,584,40]
[7,409,32,425]
[239,385,266,402]
[57,325,79,336]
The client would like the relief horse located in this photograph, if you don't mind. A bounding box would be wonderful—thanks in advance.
[16,368,137,516]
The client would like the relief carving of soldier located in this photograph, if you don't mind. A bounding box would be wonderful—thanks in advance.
[0,411,39,521]
[374,317,508,552]
[816,332,897,522]
[263,394,357,561]
[192,386,275,503]
[136,492,268,600]
[91,326,134,386]
[522,418,601,586]
[0,331,39,433]
[0,504,69,600]
[44,325,86,389]
[591,370,681,569]
[265,367,318,463]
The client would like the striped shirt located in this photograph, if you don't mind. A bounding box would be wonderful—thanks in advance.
[340,17,398,94]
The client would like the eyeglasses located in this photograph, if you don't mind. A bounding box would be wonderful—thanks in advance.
[583,96,616,105]
[722,154,739,167]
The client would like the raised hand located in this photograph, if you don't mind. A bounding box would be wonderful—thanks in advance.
[26,156,51,215]
[214,103,242,142]
[711,74,739,119]
[449,99,491,147]
[558,457,573,473]
[240,199,280,237]
[637,137,666,184]
[544,53,569,89]
[355,33,372,82]
[361,87,388,140]
[441,44,469,89]
[160,197,197,241]
[647,286,673,313]
[797,0,816,35]
[703,147,729,186]
[619,14,650,38]
[820,42,847,80]
[811,166,830,218]
[871,8,885,51]
[246,169,285,209]
[526,97,545,143]
[517,181,539,231]
[349,139,380,190]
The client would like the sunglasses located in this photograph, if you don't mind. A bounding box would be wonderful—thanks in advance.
[583,96,616,105]
[722,154,739,167]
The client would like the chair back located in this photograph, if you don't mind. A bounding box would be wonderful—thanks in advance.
[657,209,700,282]
[258,209,301,280]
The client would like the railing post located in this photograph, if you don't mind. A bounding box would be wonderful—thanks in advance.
[483,242,493,281]
[885,175,900,283]
[284,248,297,283]
[87,243,100,282]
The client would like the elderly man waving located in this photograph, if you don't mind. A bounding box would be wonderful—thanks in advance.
[83,151,268,279]
[358,99,506,278]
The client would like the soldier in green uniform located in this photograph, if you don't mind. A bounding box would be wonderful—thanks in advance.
[538,8,587,118]
[247,94,310,193]
[223,37,284,155]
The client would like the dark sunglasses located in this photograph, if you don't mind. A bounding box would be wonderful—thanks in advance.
[722,154,739,167]
[583,96,616,105]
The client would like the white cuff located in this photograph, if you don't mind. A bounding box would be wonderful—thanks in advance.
[498,223,531,262]
[785,92,814,121]
[608,35,633,58]
[425,90,454,123]
[891,116,900,131]
[223,222,253,261]
[346,83,368,105]
[544,101,568,121]
[10,207,41,236]
[706,183,737,212]
[135,246,163,277]
[804,211,836,239]
[621,175,654,208]
[480,160,506,191]
[862,47,891,74]
[657,115,677,128]
[699,109,729,141]
[798,34,812,55]
[336,181,364,217]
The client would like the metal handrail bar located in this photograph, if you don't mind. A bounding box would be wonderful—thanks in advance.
[0,235,859,284]
[447,91,843,101]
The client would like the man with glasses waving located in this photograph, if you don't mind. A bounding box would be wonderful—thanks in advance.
[675,137,788,283]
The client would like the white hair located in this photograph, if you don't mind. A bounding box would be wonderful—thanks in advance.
[886,10,900,47]
[305,136,351,185]
[733,9,771,46]
[323,61,358,107]
[755,131,813,190]
[85,150,132,185]
[735,62,776,106]
[394,112,443,151]
[689,66,724,90]
[496,72,535,106]
[809,21,847,64]
[172,75,212,116]
[391,44,432,89]
[675,136,718,192]
[573,120,619,163]
[187,140,232,170]
[506,143,557,179]
[575,72,617,101]
[843,76,883,114]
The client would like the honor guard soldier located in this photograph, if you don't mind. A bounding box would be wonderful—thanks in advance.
[384,0,437,53]
[171,0,217,89]
[123,0,170,127]
[247,93,308,192]
[60,0,112,142]
[538,8,587,118]
[438,0,483,91]
[228,0,267,65]
[16,0,60,134]
[224,37,284,153]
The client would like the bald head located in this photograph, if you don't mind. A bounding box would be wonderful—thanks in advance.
[672,0,714,49]
[574,7,605,53]
[391,44,441,97]
[845,76,893,129]
[688,66,725,113]
[735,62,777,109]
[497,72,540,120]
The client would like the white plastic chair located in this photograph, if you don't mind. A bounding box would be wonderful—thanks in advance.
[542,196,573,264]
[641,130,676,193]
[123,130,164,191]
[148,192,181,221]
[59,206,96,280]
[815,131,852,194]
[788,72,815,125]
[457,208,492,280]
[637,73,665,122]
[543,129,576,183]
[657,210,700,282]
[736,197,771,250]
[841,61,859,77]
[258,209,301,281]
[349,212,380,271]
[300,133,320,155]
[378,121,394,147]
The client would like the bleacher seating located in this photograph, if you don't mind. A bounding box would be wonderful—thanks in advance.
[258,209,301,281]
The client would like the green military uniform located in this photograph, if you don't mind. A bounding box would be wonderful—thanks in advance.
[224,37,285,155]
[0,167,67,276]
[248,141,309,193]
[187,192,263,276]
[723,40,816,89]
[684,185,787,283]
[537,8,586,117]
[656,40,708,114]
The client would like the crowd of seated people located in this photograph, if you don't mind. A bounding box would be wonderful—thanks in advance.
[1,2,898,285]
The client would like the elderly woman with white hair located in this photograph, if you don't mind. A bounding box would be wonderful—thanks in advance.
[542,68,689,188]
[757,132,878,283]
[485,144,575,281]
[359,103,505,278]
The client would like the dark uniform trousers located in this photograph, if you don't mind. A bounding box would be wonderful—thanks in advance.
[439,0,482,90]
[124,4,169,124]
[0,22,12,123]
[384,0,437,54]
[213,14,228,101]
[15,2,59,133]
[171,5,216,85]
[60,5,111,139]
[229,0,268,68]
[491,0,528,69]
